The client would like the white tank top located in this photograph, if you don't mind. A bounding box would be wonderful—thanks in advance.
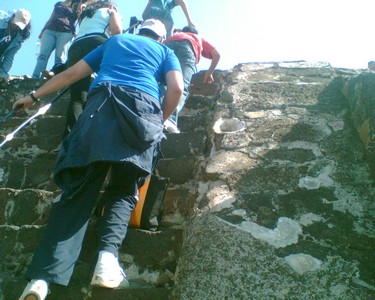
[75,8,110,39]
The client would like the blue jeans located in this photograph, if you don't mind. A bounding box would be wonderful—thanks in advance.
[165,40,196,124]
[33,29,73,78]
[24,162,147,286]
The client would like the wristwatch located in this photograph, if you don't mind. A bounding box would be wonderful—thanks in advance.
[29,91,39,102]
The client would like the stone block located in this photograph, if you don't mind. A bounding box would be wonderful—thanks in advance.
[36,116,66,141]
[164,186,196,218]
[46,94,70,116]
[157,157,196,184]
[5,159,26,189]
[0,225,44,278]
[190,70,226,85]
[204,150,257,180]
[122,228,184,270]
[178,114,211,132]
[0,189,53,225]
[189,82,221,96]
[161,131,207,158]
[23,156,55,188]
[184,94,217,110]
[27,134,62,152]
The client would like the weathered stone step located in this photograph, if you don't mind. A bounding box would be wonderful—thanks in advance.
[161,130,208,158]
[0,224,45,270]
[177,114,213,132]
[1,224,183,299]
[91,286,171,300]
[0,151,59,190]
[184,94,218,110]
[0,188,54,225]
[1,277,172,300]
[163,184,196,223]
[157,157,197,184]
[225,80,346,110]
[0,115,65,148]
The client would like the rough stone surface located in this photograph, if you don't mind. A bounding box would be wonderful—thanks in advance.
[173,63,374,299]
[0,62,374,299]
[173,214,372,299]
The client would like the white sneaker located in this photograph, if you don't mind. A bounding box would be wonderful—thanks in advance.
[91,255,129,289]
[164,119,180,134]
[19,279,48,300]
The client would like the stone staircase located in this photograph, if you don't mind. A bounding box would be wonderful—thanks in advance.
[0,74,221,300]
[1,63,374,299]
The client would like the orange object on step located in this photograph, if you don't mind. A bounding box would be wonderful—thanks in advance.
[128,177,151,228]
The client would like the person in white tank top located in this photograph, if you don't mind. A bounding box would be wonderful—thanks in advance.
[63,0,122,137]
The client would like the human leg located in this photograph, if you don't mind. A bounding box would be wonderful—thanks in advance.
[165,40,196,125]
[22,163,110,286]
[32,30,57,78]
[163,19,174,39]
[91,163,148,288]
[98,163,147,256]
[63,79,90,137]
[63,36,107,137]
[53,31,73,67]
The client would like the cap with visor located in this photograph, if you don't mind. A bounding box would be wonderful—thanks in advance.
[140,19,166,39]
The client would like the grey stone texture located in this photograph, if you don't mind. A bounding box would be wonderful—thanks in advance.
[0,62,374,299]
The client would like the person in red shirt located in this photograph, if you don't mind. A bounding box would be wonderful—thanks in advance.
[164,26,220,132]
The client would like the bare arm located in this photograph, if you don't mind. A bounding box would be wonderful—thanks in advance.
[175,0,195,28]
[203,48,220,83]
[142,0,153,20]
[13,60,93,109]
[108,7,123,35]
[162,70,184,122]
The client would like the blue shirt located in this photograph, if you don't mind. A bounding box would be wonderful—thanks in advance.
[83,33,181,100]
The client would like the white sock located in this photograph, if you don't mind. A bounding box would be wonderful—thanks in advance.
[98,250,116,264]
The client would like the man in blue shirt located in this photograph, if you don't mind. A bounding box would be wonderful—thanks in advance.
[15,19,183,300]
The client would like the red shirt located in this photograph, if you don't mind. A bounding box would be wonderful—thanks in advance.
[165,32,215,64]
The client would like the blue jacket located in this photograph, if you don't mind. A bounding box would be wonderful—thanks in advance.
[54,84,164,197]
[0,11,24,79]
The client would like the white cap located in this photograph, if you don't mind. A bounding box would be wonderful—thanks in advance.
[13,9,31,30]
[140,19,166,39]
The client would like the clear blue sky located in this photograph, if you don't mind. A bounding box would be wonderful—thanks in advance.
[2,0,375,76]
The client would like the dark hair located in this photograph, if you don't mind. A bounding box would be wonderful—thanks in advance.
[80,0,117,20]
[10,14,31,41]
[20,22,31,41]
[182,26,198,35]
